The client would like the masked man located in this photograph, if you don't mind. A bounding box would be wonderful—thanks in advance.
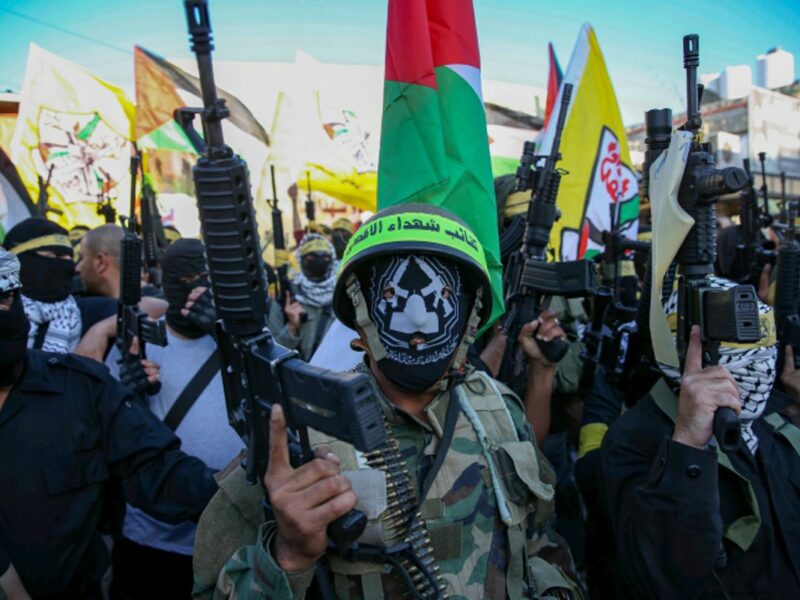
[3,218,85,353]
[0,247,218,599]
[601,275,800,598]
[268,233,337,361]
[193,205,581,599]
[331,217,354,260]
[104,238,242,599]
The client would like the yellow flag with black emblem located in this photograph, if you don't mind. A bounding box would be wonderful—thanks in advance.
[9,44,135,229]
[539,25,638,261]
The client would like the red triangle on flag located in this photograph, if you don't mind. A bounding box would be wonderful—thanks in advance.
[544,42,564,129]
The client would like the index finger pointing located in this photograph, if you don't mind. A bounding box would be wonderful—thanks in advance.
[684,325,704,376]
[266,405,292,482]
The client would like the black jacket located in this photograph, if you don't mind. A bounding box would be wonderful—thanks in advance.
[0,351,218,599]
[601,381,800,599]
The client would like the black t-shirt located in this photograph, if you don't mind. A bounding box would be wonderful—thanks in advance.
[75,295,117,336]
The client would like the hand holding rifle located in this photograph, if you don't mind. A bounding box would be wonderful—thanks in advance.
[674,326,741,449]
[266,405,357,573]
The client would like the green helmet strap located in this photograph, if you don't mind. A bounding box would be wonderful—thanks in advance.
[451,287,483,375]
[346,273,387,362]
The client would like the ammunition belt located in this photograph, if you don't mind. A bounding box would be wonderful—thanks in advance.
[359,422,446,599]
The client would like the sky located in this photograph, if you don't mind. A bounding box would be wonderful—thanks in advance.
[1,0,799,125]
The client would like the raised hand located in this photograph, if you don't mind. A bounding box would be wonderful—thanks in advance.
[673,326,741,449]
[264,405,357,573]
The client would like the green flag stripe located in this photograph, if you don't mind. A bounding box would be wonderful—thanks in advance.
[76,114,101,141]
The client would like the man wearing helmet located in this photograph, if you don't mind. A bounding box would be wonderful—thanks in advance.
[193,204,581,599]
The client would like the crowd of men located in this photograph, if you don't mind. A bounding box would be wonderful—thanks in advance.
[1,158,800,600]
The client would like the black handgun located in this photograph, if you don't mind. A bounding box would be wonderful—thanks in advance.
[137,158,168,289]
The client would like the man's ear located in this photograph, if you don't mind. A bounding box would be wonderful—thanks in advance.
[95,252,109,274]
[349,337,367,353]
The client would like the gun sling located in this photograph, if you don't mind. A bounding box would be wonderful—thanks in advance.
[163,349,220,431]
[312,305,333,351]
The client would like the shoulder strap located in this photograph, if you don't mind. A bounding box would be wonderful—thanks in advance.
[312,304,333,351]
[650,378,679,423]
[33,321,51,350]
[764,412,800,458]
[419,386,462,504]
[163,349,220,431]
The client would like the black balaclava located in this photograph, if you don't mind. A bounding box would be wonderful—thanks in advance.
[331,230,352,260]
[366,254,471,393]
[302,252,333,281]
[161,239,210,339]
[3,218,74,302]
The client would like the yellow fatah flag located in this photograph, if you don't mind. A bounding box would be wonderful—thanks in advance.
[539,25,639,261]
[10,44,135,229]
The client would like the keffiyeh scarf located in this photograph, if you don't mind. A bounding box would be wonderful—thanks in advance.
[291,234,338,308]
[21,294,82,354]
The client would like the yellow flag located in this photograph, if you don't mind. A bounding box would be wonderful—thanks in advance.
[539,25,638,261]
[10,44,135,229]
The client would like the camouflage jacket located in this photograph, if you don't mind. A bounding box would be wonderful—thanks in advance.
[193,367,581,599]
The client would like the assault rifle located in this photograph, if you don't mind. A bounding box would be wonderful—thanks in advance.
[499,83,597,396]
[732,157,775,286]
[673,35,759,453]
[607,110,677,406]
[780,172,787,224]
[268,165,307,322]
[137,159,168,288]
[305,170,316,223]
[182,0,384,549]
[36,165,57,217]
[116,154,168,396]
[96,172,118,224]
[775,200,800,372]
[581,234,649,396]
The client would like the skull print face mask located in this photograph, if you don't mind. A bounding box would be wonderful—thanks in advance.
[366,254,471,393]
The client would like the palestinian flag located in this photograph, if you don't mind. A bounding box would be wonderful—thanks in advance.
[134,45,272,233]
[134,46,269,152]
[543,42,564,129]
[378,0,502,328]
[485,102,541,177]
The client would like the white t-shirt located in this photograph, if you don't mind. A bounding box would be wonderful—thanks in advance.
[107,329,243,555]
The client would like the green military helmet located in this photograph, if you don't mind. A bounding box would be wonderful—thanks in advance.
[333,203,493,331]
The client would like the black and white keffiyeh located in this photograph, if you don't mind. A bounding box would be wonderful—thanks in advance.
[291,234,338,308]
[21,294,82,354]
[0,249,21,293]
[661,275,777,454]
